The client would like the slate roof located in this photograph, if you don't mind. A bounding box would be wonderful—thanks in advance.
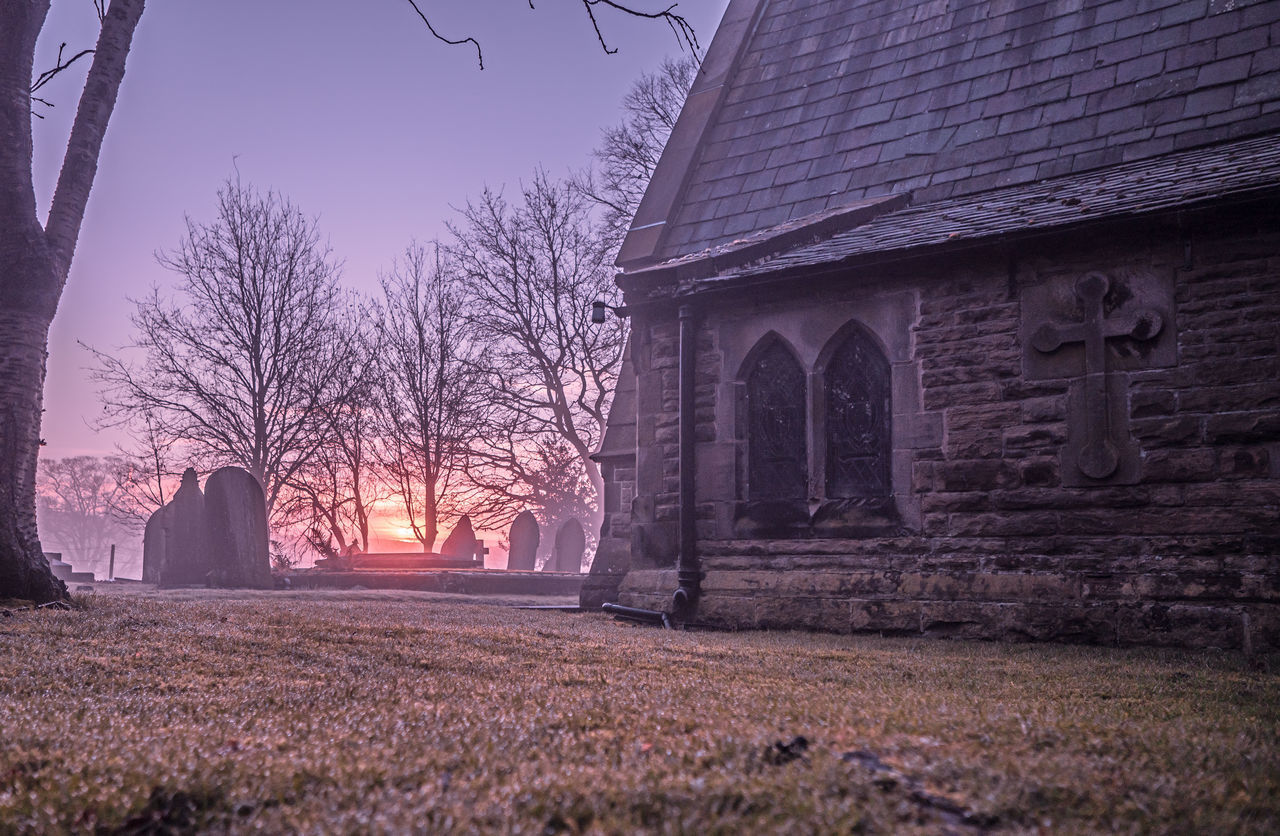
[620,132,1280,294]
[618,0,1280,268]
[592,348,637,460]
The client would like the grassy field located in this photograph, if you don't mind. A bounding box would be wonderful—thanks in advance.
[1,588,1276,834]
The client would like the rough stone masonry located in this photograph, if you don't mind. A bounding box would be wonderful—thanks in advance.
[586,0,1280,649]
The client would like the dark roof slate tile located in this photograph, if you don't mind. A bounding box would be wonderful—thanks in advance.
[637,0,1280,264]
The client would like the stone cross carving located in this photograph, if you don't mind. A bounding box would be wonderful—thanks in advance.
[1030,273,1162,480]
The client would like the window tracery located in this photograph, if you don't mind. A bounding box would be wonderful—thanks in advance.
[746,339,807,500]
[824,327,891,499]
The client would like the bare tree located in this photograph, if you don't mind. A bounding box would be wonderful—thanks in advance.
[576,54,698,249]
[376,242,486,552]
[36,455,127,578]
[91,178,364,527]
[1,0,696,603]
[281,318,387,559]
[448,172,628,542]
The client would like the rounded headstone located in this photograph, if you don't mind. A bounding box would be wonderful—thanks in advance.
[204,466,272,589]
[506,511,540,571]
[548,518,585,573]
[159,468,211,586]
[440,515,478,560]
[142,503,173,584]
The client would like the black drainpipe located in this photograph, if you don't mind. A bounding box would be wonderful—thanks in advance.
[673,303,701,619]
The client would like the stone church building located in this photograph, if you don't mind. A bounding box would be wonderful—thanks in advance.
[581,0,1280,649]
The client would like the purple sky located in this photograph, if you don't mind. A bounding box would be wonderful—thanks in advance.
[34,0,727,462]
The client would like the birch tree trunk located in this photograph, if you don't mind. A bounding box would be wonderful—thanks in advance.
[0,0,145,602]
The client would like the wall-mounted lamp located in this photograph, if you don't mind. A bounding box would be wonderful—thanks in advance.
[591,300,630,324]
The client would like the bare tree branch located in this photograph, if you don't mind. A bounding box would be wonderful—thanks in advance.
[402,0,698,70]
[374,241,489,551]
[43,0,146,286]
[403,0,484,69]
[582,1,699,56]
[278,308,388,558]
[100,413,181,531]
[575,54,697,251]
[447,172,627,544]
[30,43,95,97]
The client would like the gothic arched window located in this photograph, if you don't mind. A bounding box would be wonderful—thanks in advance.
[824,326,891,499]
[746,338,807,501]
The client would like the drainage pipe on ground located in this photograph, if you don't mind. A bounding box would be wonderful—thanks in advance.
[601,602,672,628]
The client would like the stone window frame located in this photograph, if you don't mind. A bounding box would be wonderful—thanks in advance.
[739,331,809,503]
[812,318,894,506]
[731,313,921,538]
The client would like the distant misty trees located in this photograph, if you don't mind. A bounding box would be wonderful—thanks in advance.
[35,455,138,579]
[86,174,616,559]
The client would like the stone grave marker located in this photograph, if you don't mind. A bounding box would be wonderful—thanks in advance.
[506,511,539,571]
[547,518,585,573]
[204,466,272,588]
[440,515,478,561]
[159,468,211,586]
[142,503,173,583]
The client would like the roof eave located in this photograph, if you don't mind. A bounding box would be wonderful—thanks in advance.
[671,185,1280,299]
[618,192,911,293]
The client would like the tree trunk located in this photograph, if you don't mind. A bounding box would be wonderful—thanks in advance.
[0,0,145,601]
[1,0,57,602]
[0,308,64,602]
[580,451,605,568]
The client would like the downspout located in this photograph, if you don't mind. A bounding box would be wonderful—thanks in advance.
[673,303,701,618]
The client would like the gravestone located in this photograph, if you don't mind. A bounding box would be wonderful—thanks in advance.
[440,515,478,561]
[506,511,539,571]
[159,468,211,586]
[204,466,272,589]
[547,518,585,573]
[142,504,173,583]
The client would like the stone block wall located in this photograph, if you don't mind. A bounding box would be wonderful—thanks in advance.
[579,456,637,610]
[618,208,1280,649]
